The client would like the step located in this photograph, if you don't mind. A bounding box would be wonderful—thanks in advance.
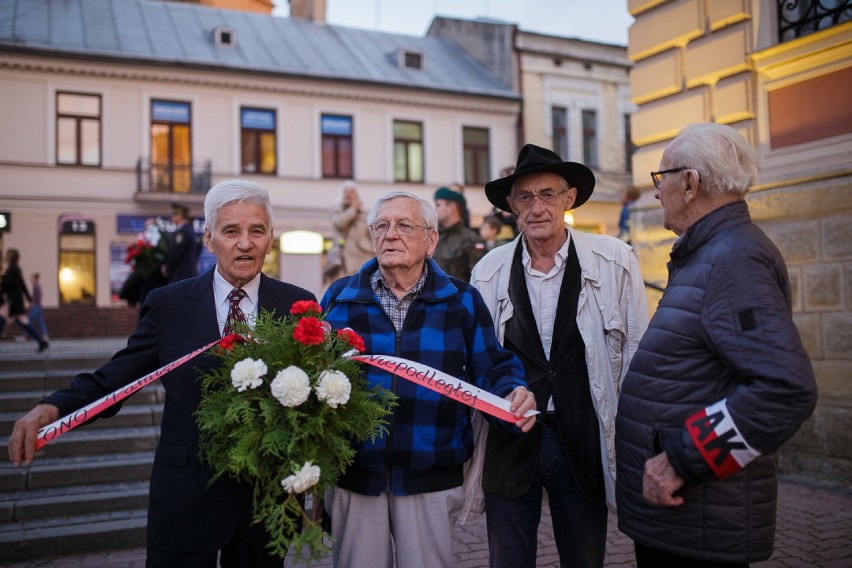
[0,385,165,414]
[0,368,121,391]
[0,480,150,522]
[0,451,154,492]
[55,426,160,460]
[0,354,118,373]
[0,426,160,463]
[0,402,164,433]
[0,508,147,562]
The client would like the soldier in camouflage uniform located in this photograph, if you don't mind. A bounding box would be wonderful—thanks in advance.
[432,187,485,282]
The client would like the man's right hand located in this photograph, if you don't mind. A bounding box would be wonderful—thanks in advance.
[8,403,59,467]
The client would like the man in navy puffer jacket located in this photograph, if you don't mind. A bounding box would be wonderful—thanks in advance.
[615,123,817,567]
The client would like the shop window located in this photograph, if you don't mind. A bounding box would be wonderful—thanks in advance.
[58,216,95,306]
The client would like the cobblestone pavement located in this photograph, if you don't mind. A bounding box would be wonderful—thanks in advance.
[2,478,850,568]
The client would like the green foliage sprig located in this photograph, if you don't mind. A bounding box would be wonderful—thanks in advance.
[196,301,396,562]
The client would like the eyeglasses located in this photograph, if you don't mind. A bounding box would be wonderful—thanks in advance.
[369,221,428,237]
[508,189,568,208]
[650,167,687,190]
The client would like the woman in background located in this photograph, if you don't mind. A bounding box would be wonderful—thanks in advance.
[1,249,49,352]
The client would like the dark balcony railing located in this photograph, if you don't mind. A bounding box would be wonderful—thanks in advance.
[778,0,852,42]
[136,158,212,194]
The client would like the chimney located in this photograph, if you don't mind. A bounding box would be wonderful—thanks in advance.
[289,0,326,24]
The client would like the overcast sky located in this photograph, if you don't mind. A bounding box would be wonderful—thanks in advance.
[273,0,633,45]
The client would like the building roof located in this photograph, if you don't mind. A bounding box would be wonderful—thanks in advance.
[0,0,517,99]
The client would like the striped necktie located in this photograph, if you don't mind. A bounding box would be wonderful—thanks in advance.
[224,288,247,336]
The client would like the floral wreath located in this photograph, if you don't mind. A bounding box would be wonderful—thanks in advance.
[196,300,396,562]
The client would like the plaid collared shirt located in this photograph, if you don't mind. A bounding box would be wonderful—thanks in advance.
[370,263,428,333]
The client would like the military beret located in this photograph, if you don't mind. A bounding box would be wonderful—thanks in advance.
[434,187,466,206]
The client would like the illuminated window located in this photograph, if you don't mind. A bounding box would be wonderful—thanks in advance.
[321,114,353,179]
[56,92,101,167]
[241,107,277,175]
[151,99,192,193]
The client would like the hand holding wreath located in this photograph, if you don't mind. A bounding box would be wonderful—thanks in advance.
[195,301,396,562]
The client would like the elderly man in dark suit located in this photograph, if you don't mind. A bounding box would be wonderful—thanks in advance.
[8,180,315,568]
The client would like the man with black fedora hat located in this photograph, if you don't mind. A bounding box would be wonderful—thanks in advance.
[470,143,649,567]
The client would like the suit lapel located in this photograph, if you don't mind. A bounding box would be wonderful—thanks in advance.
[185,271,219,343]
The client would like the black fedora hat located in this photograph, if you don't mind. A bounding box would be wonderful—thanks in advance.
[485,144,595,212]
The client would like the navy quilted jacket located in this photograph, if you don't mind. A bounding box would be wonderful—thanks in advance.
[615,201,817,563]
[321,258,526,496]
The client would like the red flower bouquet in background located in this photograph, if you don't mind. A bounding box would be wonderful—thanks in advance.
[195,306,396,563]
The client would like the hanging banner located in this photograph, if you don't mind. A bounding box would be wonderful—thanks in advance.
[349,354,538,424]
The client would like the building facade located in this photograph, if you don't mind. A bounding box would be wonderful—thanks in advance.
[0,0,520,308]
[428,18,635,234]
[626,0,852,483]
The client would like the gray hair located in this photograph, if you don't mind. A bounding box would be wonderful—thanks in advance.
[667,123,758,197]
[367,191,438,230]
[204,180,274,231]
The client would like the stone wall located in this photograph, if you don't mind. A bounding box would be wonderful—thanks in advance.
[627,0,852,485]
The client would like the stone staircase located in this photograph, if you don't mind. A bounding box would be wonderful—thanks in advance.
[0,346,163,561]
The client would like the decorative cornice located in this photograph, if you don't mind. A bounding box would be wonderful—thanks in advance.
[0,56,519,115]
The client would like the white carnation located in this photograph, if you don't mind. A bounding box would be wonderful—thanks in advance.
[270,366,311,407]
[281,461,321,494]
[230,357,267,392]
[316,370,351,408]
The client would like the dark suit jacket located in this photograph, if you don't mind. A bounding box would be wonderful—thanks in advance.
[43,269,315,553]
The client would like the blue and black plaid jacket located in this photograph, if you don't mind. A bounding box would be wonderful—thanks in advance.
[321,258,526,496]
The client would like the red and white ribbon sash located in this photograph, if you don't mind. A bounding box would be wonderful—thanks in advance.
[36,341,535,450]
[35,337,225,450]
[350,354,538,424]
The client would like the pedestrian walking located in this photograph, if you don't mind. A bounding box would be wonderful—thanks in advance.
[27,272,48,342]
[1,249,48,352]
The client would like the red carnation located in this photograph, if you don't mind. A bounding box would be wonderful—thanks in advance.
[292,317,325,346]
[337,328,366,353]
[218,333,247,352]
[290,300,323,316]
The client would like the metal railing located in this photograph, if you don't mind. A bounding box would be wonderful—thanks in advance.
[778,0,852,42]
[136,158,212,194]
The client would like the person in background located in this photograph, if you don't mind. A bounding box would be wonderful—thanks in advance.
[327,180,373,282]
[617,186,642,244]
[320,191,536,568]
[471,144,649,567]
[615,123,818,567]
[27,272,48,343]
[432,187,485,282]
[449,182,471,227]
[162,202,199,284]
[479,216,503,252]
[9,180,316,567]
[0,249,49,352]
